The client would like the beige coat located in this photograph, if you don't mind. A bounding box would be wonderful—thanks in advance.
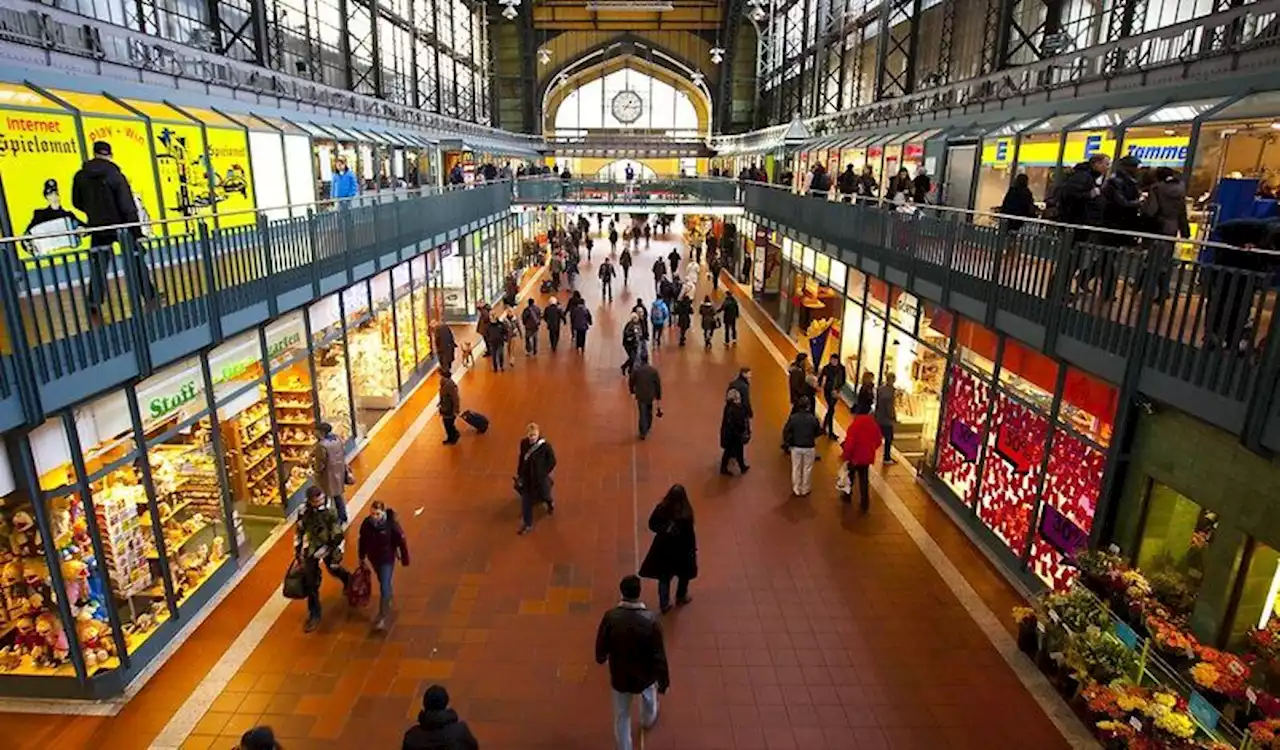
[310,435,347,497]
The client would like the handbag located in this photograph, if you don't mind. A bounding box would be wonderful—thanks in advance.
[347,564,372,608]
[282,557,311,600]
[344,467,355,486]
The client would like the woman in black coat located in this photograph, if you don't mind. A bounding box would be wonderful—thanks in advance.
[719,388,750,476]
[638,484,698,613]
[999,173,1039,233]
[515,422,557,535]
[673,294,695,346]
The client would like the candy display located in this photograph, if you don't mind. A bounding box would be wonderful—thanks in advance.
[348,318,398,410]
[313,340,353,444]
[270,370,317,503]
[394,289,417,385]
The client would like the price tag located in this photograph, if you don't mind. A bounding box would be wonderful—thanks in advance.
[1229,660,1245,677]
[1114,622,1139,649]
[1129,717,1142,732]
[1189,692,1220,731]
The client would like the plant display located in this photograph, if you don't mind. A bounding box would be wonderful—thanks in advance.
[1070,626,1140,683]
[1147,616,1199,658]
[1147,568,1198,616]
[1044,587,1109,633]
[1249,616,1280,663]
[1250,718,1280,749]
[1190,646,1254,700]
[1081,681,1225,749]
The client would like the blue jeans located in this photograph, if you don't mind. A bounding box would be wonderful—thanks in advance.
[880,422,894,461]
[656,576,689,610]
[332,495,348,526]
[611,684,658,750]
[375,562,395,617]
[304,557,352,621]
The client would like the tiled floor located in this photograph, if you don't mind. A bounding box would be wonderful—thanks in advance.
[4,231,1074,750]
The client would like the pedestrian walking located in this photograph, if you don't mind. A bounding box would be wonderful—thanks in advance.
[550,253,564,290]
[296,486,353,632]
[667,248,680,277]
[717,293,739,346]
[484,312,507,371]
[439,369,461,445]
[787,353,810,412]
[638,485,697,613]
[729,367,753,421]
[476,303,492,357]
[817,354,846,439]
[569,295,593,353]
[357,500,409,631]
[782,397,822,496]
[595,575,669,750]
[628,350,662,439]
[599,257,617,302]
[652,257,666,292]
[402,685,480,750]
[719,388,750,475]
[875,373,898,465]
[857,369,875,407]
[649,297,669,347]
[433,321,457,374]
[684,258,701,288]
[503,311,521,366]
[545,296,565,352]
[841,395,883,512]
[515,422,557,535]
[619,247,632,284]
[586,234,595,262]
[698,296,717,350]
[643,223,651,248]
[621,312,643,377]
[631,299,650,343]
[309,422,350,525]
[610,227,619,253]
[673,294,694,347]
[521,299,542,355]
[709,257,722,292]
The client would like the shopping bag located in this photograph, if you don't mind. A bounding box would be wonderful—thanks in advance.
[835,463,853,495]
[282,557,311,600]
[347,565,372,608]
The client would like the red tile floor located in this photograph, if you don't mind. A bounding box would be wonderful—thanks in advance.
[4,230,1079,750]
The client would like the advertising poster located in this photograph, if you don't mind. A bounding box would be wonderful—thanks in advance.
[763,232,782,294]
[247,131,288,220]
[0,105,85,258]
[205,127,256,228]
[152,122,211,234]
[81,116,163,239]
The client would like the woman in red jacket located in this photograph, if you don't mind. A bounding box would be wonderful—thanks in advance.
[841,397,883,512]
[358,500,410,630]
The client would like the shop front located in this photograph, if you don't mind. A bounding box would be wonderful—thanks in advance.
[0,232,475,696]
[1191,92,1280,230]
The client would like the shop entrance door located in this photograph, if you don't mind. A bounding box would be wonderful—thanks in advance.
[942,145,977,210]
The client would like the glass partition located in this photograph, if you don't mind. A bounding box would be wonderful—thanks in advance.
[350,275,398,434]
[392,263,417,390]
[307,295,354,447]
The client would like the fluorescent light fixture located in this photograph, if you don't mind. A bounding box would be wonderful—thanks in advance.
[1260,558,1280,629]
[585,1,674,9]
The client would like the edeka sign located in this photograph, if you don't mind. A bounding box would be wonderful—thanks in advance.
[949,419,980,462]
[1040,504,1089,558]
[982,132,1191,169]
[0,108,86,258]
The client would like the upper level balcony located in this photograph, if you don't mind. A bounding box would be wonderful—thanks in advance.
[513,176,740,209]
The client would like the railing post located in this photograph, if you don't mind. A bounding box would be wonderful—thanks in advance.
[197,222,224,343]
[1241,290,1280,452]
[1042,231,1071,353]
[257,213,278,318]
[120,230,153,377]
[307,207,320,297]
[341,202,355,283]
[985,230,1006,329]
[940,217,957,310]
[0,248,44,424]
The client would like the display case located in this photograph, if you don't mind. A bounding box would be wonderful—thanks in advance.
[308,295,354,447]
[266,312,319,506]
[350,275,399,434]
[392,264,418,391]
[411,255,433,370]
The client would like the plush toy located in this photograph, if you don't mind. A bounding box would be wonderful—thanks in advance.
[75,618,111,664]
[13,617,40,655]
[34,612,68,665]
[1,559,22,589]
[9,511,41,557]
[49,496,73,548]
[23,559,53,607]
[0,646,20,672]
[60,559,90,608]
[71,517,92,556]
[135,612,155,632]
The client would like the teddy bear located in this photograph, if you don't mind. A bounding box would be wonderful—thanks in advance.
[23,559,52,607]
[34,612,68,666]
[13,616,40,655]
[9,510,42,558]
[75,617,111,666]
[49,496,73,549]
[61,559,91,609]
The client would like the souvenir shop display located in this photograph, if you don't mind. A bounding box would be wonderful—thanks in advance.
[223,399,282,508]
[394,287,417,386]
[347,319,398,411]
[146,429,232,604]
[312,337,353,444]
[270,371,317,500]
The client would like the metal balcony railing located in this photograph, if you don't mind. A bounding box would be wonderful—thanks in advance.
[513,176,740,206]
[0,181,514,426]
[741,182,1280,448]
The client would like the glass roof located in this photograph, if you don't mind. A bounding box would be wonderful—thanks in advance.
[47,89,131,116]
[1135,99,1226,125]
[1207,91,1280,123]
[1071,107,1143,131]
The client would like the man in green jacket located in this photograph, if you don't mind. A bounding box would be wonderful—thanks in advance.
[296,486,352,632]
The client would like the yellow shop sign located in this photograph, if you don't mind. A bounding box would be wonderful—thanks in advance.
[982,132,1191,169]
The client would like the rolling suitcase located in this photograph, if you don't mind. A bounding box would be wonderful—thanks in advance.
[460,410,489,433]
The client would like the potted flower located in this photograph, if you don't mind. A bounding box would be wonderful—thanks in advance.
[1071,627,1140,684]
[1146,615,1199,670]
[1249,718,1280,749]
[1013,606,1039,656]
[1093,719,1135,749]
[1077,549,1124,596]
[1190,646,1254,709]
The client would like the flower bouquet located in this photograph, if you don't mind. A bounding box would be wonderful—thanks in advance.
[1248,616,1280,685]
[1146,615,1200,669]
[1190,646,1254,706]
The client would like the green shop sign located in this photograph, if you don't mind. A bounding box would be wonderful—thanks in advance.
[146,331,304,421]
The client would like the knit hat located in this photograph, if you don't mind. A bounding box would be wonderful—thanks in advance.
[423,684,450,710]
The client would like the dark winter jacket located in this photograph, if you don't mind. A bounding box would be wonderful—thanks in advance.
[483,320,507,350]
[544,303,564,330]
[1056,162,1104,227]
[619,250,632,269]
[595,601,670,694]
[837,168,857,195]
[358,509,409,568]
[296,502,344,561]
[818,362,846,399]
[720,399,750,449]
[729,375,753,420]
[623,320,642,352]
[516,437,557,502]
[698,301,717,331]
[638,505,697,581]
[401,708,479,750]
[434,325,457,364]
[999,184,1039,233]
[673,298,694,330]
[599,262,616,282]
[629,363,662,403]
[1101,171,1143,233]
[782,410,823,450]
[569,304,593,332]
[788,363,808,405]
[718,295,740,322]
[609,230,619,245]
[1145,178,1191,238]
[521,304,542,331]
[912,173,931,204]
[652,258,667,278]
[438,377,460,419]
[72,158,142,247]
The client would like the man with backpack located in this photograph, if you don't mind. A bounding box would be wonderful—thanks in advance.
[521,298,542,355]
[650,297,670,347]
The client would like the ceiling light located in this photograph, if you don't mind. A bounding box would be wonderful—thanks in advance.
[501,5,516,19]
[751,7,766,21]
[538,48,551,65]
[1271,122,1280,130]
[691,71,704,86]
[1164,129,1175,136]
[710,46,725,64]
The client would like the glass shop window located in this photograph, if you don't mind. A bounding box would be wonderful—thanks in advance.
[1136,482,1219,619]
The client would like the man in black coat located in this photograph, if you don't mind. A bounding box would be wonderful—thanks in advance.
[817,353,846,439]
[628,350,662,439]
[667,248,681,277]
[729,367,753,421]
[433,322,457,373]
[73,140,156,318]
[717,293,740,345]
[620,313,642,377]
[438,369,461,445]
[599,257,617,302]
[402,684,480,750]
[516,423,557,535]
[520,299,542,355]
[596,575,669,750]
[544,296,565,352]
[787,353,809,409]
